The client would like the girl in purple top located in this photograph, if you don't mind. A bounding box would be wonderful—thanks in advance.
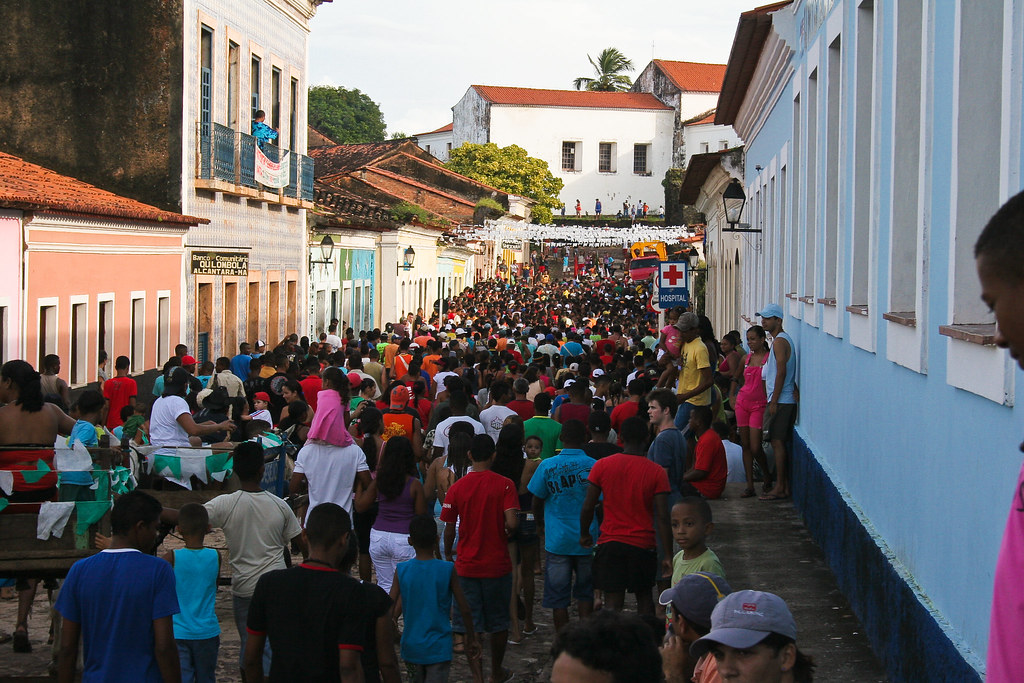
[355,436,427,593]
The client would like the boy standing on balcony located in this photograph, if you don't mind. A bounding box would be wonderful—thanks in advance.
[251,110,278,146]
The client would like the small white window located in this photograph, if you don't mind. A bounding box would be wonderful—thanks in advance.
[700,142,710,154]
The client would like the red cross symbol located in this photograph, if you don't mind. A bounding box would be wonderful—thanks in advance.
[662,264,685,286]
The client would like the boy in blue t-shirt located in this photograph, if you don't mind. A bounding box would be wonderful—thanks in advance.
[161,503,220,683]
[55,490,180,683]
[392,515,481,683]
[526,419,600,634]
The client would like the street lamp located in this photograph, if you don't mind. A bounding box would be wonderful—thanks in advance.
[686,247,707,272]
[310,233,335,266]
[722,178,759,233]
[400,246,416,270]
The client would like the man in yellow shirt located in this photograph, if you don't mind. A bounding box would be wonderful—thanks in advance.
[674,312,713,431]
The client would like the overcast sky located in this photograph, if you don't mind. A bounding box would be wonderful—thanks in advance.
[308,0,759,136]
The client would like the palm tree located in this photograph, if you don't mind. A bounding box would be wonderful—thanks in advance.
[573,48,635,91]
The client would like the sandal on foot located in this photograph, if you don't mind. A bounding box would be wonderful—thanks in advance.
[13,629,31,653]
[522,626,538,635]
[740,488,756,498]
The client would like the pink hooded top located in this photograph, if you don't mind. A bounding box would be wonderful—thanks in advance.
[306,389,354,447]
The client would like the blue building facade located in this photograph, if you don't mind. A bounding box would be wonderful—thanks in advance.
[713,1,1024,680]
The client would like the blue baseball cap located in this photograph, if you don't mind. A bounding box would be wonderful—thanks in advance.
[757,303,784,319]
[690,590,798,659]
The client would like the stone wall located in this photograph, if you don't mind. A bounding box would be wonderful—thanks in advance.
[0,1,184,211]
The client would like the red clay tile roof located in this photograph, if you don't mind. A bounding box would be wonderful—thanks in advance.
[716,1,794,126]
[416,122,453,136]
[0,151,206,226]
[652,60,727,93]
[310,139,423,177]
[472,86,673,111]
[684,110,718,126]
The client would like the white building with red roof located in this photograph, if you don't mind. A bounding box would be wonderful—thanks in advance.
[632,59,743,167]
[452,85,675,217]
[414,122,455,163]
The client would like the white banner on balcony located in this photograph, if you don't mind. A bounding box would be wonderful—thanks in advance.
[254,146,290,188]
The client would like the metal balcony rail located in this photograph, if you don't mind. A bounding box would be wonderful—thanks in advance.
[196,122,314,202]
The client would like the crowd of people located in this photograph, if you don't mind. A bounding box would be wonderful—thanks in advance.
[2,264,811,683]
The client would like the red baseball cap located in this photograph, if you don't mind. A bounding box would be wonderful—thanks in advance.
[348,373,362,389]
[253,392,270,402]
[181,355,197,366]
[390,385,410,410]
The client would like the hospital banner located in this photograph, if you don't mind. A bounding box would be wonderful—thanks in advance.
[255,146,290,188]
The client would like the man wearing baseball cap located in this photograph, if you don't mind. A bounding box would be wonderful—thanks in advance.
[659,572,732,683]
[756,303,798,501]
[690,589,815,682]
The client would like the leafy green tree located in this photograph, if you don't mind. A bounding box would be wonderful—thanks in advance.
[307,85,386,144]
[446,143,564,224]
[573,47,635,91]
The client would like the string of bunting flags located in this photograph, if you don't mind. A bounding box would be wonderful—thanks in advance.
[446,218,702,248]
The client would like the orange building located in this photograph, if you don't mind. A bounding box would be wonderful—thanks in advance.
[0,151,205,386]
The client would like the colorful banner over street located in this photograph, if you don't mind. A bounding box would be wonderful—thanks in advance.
[255,146,290,188]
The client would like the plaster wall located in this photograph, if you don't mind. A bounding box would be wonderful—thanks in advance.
[0,212,23,364]
[23,213,187,383]
[724,0,1024,674]
[415,131,455,163]
[485,106,674,215]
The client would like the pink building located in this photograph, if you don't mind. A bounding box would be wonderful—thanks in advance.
[0,151,206,385]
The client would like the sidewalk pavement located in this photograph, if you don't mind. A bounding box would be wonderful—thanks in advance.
[712,482,888,682]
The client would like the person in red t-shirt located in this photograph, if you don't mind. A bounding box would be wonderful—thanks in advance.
[102,355,137,429]
[507,379,536,422]
[609,379,644,444]
[441,434,519,683]
[298,357,322,413]
[684,406,728,499]
[580,416,672,616]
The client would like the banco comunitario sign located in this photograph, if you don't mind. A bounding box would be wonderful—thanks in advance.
[190,251,249,276]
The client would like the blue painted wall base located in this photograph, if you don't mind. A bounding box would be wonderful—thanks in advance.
[790,432,983,683]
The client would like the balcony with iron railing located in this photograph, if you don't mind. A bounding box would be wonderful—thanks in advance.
[195,122,314,208]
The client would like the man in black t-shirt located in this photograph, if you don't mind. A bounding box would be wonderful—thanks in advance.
[244,504,371,683]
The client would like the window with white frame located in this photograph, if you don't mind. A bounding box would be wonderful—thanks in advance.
[561,142,580,171]
[598,142,616,173]
[719,140,729,151]
[70,301,88,386]
[157,295,171,364]
[851,2,874,309]
[824,37,842,302]
[633,144,650,174]
[700,142,710,154]
[227,41,240,129]
[0,305,7,365]
[950,0,1002,324]
[130,296,145,373]
[804,70,819,298]
[38,303,57,368]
